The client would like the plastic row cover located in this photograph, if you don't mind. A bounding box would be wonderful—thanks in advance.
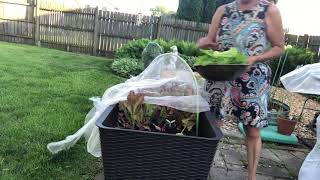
[47,53,210,157]
[280,63,320,95]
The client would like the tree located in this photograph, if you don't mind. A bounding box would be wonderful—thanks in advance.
[202,0,217,23]
[150,6,174,17]
[216,0,234,8]
[176,0,234,23]
[176,0,204,22]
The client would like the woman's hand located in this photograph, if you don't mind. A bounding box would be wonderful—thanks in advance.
[197,37,219,50]
[198,6,225,50]
[248,56,258,65]
[245,56,259,72]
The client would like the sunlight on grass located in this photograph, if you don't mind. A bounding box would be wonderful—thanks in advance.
[0,42,123,179]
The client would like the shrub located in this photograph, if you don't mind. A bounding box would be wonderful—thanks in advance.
[111,58,144,78]
[142,42,163,68]
[270,46,315,86]
[310,95,320,102]
[115,39,201,60]
[154,39,171,52]
[115,39,150,59]
[168,40,201,57]
[179,54,197,69]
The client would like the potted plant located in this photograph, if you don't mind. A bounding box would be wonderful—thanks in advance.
[277,114,298,135]
[96,91,223,180]
[268,98,290,125]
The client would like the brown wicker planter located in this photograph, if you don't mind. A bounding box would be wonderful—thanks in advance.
[96,105,223,180]
[277,117,297,135]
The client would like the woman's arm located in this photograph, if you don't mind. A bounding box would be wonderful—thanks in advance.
[249,4,285,64]
[197,6,225,49]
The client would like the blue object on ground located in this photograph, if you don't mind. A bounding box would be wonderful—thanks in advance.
[239,122,298,145]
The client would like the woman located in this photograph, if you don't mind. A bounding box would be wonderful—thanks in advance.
[197,0,284,180]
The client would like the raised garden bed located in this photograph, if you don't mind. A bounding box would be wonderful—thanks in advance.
[96,104,223,180]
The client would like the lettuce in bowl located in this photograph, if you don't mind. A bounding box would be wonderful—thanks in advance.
[194,48,248,66]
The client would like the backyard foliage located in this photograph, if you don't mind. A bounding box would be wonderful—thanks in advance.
[111,58,144,78]
[115,39,150,59]
[179,54,197,69]
[142,42,163,68]
[202,0,217,23]
[115,39,200,59]
[176,0,234,23]
[0,42,123,179]
[113,39,200,77]
[270,46,315,86]
[150,6,175,16]
[269,46,319,102]
[176,0,204,22]
[216,0,234,9]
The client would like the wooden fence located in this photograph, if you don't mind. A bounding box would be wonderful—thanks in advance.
[0,0,319,58]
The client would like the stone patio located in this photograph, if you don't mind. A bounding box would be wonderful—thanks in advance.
[207,129,310,180]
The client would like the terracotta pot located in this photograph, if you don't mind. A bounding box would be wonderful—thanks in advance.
[277,117,297,135]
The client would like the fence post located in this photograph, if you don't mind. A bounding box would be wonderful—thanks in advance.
[34,0,41,46]
[303,34,309,48]
[155,16,162,39]
[92,6,99,56]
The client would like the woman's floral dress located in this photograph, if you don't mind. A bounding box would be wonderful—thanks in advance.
[205,1,272,128]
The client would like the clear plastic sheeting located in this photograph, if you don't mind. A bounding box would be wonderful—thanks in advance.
[47,53,210,157]
[299,115,320,180]
[280,63,320,95]
[283,63,320,180]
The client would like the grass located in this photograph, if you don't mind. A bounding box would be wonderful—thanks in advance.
[0,42,123,179]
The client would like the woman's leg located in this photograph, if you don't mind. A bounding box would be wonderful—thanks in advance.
[244,125,262,180]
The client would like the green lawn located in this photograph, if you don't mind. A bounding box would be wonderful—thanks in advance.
[0,42,123,179]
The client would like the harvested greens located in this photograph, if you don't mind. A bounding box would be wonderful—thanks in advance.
[194,48,248,66]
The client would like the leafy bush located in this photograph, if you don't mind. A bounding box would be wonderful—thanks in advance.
[115,39,150,59]
[154,39,171,52]
[307,95,320,103]
[270,46,315,86]
[111,58,144,78]
[142,42,163,68]
[166,40,201,57]
[179,54,197,69]
[115,39,201,60]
